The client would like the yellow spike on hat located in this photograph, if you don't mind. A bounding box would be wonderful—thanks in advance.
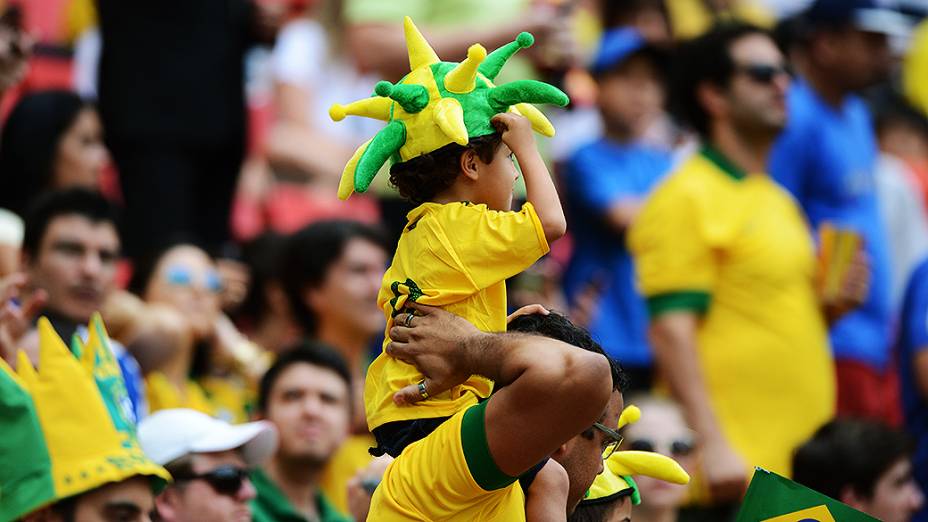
[338,139,372,200]
[444,44,487,94]
[433,97,468,145]
[514,103,556,137]
[329,96,393,122]
[403,16,440,70]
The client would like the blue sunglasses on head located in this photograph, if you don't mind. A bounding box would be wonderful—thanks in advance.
[165,264,222,293]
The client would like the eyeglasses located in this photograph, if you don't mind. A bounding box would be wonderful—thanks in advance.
[165,265,223,293]
[173,465,249,497]
[628,437,695,457]
[735,63,791,85]
[592,422,624,460]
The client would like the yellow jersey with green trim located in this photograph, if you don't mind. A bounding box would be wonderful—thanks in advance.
[369,403,526,521]
[628,147,835,477]
[366,201,549,430]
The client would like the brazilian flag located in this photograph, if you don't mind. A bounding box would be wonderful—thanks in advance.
[736,468,878,521]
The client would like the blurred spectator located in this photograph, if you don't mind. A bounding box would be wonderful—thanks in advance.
[877,95,928,210]
[130,243,264,424]
[793,419,923,522]
[237,232,299,354]
[0,207,20,276]
[138,408,278,522]
[252,344,354,522]
[562,28,672,391]
[600,0,672,46]
[873,95,928,309]
[343,0,571,82]
[898,257,928,521]
[96,0,281,261]
[629,24,840,513]
[19,188,147,420]
[0,90,108,218]
[263,0,380,231]
[665,0,775,40]
[770,0,907,424]
[0,3,30,97]
[622,394,695,522]
[278,220,388,513]
[280,220,388,429]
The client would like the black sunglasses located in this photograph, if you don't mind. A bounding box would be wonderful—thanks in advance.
[628,438,695,457]
[735,63,791,84]
[173,465,249,497]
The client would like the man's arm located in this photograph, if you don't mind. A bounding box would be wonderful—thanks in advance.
[388,302,612,477]
[649,311,747,501]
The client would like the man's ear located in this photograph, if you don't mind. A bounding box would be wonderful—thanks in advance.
[460,148,480,182]
[839,484,869,510]
[697,81,727,122]
[550,440,572,460]
[154,487,183,521]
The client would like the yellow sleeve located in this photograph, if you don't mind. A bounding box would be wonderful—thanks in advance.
[628,182,714,317]
[441,202,550,292]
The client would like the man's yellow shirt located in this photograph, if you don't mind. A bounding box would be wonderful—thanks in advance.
[365,201,549,430]
[628,147,835,477]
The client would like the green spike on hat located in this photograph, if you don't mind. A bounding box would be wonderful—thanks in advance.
[330,16,569,200]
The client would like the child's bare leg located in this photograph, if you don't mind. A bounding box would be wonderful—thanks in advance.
[525,459,570,522]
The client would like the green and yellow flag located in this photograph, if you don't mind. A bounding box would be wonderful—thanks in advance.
[736,469,878,522]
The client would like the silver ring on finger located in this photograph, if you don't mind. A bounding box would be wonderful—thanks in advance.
[404,313,414,328]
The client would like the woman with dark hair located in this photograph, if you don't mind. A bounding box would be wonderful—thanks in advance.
[0,89,109,217]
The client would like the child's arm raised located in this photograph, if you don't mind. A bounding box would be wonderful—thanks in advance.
[492,112,567,244]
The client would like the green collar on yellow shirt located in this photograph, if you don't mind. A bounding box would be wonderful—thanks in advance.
[700,144,747,181]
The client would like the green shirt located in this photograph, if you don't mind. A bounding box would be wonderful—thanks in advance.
[250,468,352,522]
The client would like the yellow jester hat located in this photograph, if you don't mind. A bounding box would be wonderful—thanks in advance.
[0,315,169,520]
[583,405,690,506]
[330,16,569,200]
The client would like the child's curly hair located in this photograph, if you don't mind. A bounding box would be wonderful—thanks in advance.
[388,133,503,205]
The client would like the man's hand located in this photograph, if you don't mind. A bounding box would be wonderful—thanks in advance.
[702,436,748,502]
[0,273,46,365]
[491,112,536,156]
[346,455,394,522]
[823,249,870,325]
[387,302,486,406]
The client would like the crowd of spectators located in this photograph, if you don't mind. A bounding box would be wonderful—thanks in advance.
[3,0,928,520]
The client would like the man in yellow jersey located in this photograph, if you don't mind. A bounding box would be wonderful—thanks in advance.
[373,304,625,520]
[628,23,865,516]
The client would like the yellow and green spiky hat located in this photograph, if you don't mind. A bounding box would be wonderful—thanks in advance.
[0,315,169,521]
[330,16,569,200]
[583,406,690,506]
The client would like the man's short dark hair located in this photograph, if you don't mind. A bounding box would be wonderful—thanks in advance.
[257,341,353,413]
[507,311,628,393]
[600,0,668,31]
[793,419,913,500]
[670,23,770,138]
[388,133,503,205]
[22,188,119,257]
[568,494,631,522]
[280,220,389,335]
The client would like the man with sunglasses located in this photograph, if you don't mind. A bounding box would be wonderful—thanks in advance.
[628,23,846,516]
[138,408,278,522]
[771,0,909,425]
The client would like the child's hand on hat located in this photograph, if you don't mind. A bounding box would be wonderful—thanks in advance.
[492,112,536,155]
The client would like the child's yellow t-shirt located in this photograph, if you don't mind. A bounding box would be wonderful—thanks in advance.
[365,201,549,430]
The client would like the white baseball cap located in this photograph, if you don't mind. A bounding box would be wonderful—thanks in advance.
[138,409,278,467]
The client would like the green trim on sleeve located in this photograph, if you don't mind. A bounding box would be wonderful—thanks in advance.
[646,291,711,317]
[461,401,518,491]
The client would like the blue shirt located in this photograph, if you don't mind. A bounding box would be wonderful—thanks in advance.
[898,258,928,517]
[769,78,894,370]
[563,138,671,366]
